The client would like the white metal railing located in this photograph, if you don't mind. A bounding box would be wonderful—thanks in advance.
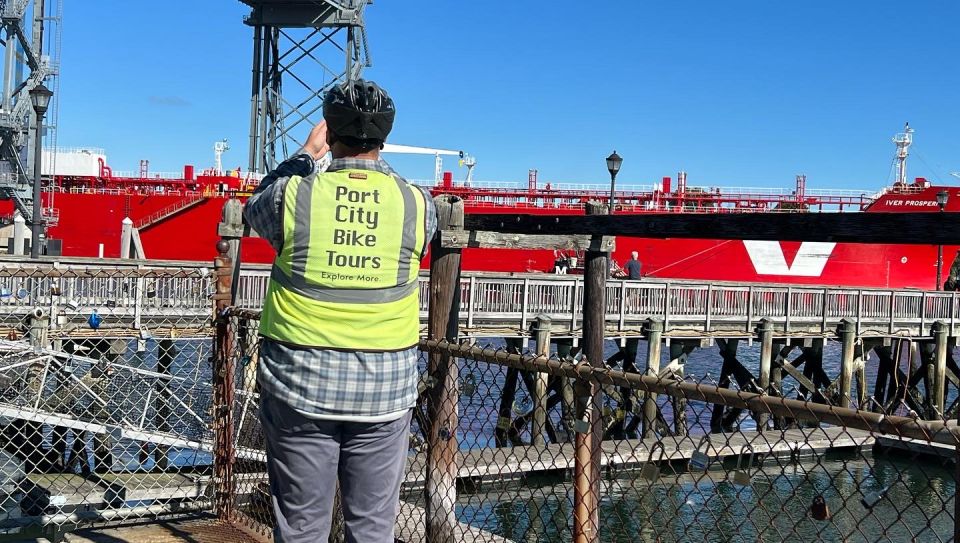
[2,263,949,337]
[110,171,187,180]
[50,147,105,156]
[231,273,960,336]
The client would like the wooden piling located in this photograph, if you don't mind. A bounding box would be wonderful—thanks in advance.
[641,318,663,439]
[756,318,774,430]
[932,321,949,417]
[574,201,607,543]
[532,316,551,448]
[666,341,695,437]
[425,195,464,543]
[873,344,894,411]
[771,343,792,429]
[838,319,856,408]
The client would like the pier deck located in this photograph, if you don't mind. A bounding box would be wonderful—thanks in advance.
[404,427,875,486]
[10,502,515,543]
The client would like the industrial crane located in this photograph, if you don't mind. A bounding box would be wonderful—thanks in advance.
[382,143,475,186]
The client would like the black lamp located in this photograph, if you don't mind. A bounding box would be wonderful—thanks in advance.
[606,151,622,215]
[937,189,949,211]
[29,83,53,116]
[28,83,53,259]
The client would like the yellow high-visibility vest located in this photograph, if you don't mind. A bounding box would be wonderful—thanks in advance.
[259,168,428,350]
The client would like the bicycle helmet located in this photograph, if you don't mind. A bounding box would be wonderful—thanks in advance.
[323,78,396,147]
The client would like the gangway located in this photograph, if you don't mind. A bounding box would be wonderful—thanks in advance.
[0,340,265,463]
[134,195,208,230]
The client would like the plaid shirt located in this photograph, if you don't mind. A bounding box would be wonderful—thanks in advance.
[244,154,437,421]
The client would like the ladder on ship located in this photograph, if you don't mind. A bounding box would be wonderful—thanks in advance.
[134,195,208,230]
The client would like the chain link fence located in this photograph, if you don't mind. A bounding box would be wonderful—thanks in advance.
[0,260,217,539]
[215,303,959,542]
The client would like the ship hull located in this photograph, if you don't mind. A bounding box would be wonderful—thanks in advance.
[5,191,950,290]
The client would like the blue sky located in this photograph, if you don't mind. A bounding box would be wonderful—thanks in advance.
[57,1,960,189]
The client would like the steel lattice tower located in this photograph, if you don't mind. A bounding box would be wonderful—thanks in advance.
[240,1,372,173]
[0,0,60,223]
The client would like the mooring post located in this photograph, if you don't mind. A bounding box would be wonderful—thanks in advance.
[426,195,463,543]
[756,318,774,430]
[573,201,608,543]
[838,319,856,408]
[641,318,664,439]
[932,320,949,417]
[120,217,133,259]
[212,241,235,521]
[532,315,551,447]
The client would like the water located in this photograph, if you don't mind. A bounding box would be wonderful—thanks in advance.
[447,337,960,449]
[430,336,959,540]
[452,456,956,542]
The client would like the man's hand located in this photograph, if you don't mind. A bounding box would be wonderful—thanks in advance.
[302,121,330,160]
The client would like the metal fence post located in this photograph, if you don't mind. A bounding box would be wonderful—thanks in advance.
[426,195,464,543]
[212,241,235,521]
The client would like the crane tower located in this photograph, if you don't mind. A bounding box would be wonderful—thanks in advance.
[0,0,61,225]
[239,0,372,173]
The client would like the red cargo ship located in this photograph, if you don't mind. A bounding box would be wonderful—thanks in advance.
[3,125,955,290]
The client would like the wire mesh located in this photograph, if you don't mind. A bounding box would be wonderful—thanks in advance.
[0,261,216,538]
[218,305,960,542]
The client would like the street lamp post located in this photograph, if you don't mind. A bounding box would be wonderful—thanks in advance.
[28,83,52,259]
[606,151,622,215]
[936,189,949,290]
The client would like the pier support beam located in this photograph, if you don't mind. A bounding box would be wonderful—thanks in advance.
[932,321,949,417]
[756,318,774,430]
[838,320,856,408]
[665,341,697,437]
[641,318,663,439]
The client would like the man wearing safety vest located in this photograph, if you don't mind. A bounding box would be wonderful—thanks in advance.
[244,79,436,543]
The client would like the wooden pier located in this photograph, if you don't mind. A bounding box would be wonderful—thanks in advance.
[404,427,875,487]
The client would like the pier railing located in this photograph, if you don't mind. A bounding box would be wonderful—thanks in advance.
[231,269,960,337]
[0,257,955,340]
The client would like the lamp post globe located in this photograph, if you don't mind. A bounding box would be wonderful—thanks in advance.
[28,83,53,259]
[606,151,622,215]
[937,189,949,211]
[29,83,53,116]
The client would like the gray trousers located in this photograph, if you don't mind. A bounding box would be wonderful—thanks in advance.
[260,394,411,543]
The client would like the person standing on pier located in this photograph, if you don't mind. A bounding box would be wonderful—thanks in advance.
[625,251,642,279]
[244,79,436,543]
